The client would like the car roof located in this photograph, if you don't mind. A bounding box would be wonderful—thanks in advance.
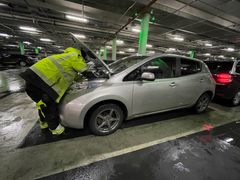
[129,53,203,62]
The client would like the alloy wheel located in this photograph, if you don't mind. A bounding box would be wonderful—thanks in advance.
[95,109,121,133]
[233,92,240,106]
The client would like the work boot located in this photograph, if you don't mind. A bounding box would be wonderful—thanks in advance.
[49,124,65,135]
[38,119,48,129]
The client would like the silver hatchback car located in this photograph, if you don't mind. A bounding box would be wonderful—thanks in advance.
[60,54,215,135]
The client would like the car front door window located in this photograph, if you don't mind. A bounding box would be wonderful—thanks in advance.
[124,57,176,81]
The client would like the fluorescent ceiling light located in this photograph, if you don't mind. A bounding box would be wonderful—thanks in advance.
[132,28,140,33]
[73,34,86,39]
[55,45,62,48]
[128,48,135,52]
[23,41,31,45]
[172,36,184,42]
[148,51,155,54]
[7,44,18,47]
[116,40,124,45]
[146,44,152,48]
[22,31,39,35]
[218,55,225,58]
[204,53,211,56]
[225,47,235,52]
[0,3,7,6]
[205,43,212,47]
[37,46,43,49]
[231,57,235,60]
[0,33,11,37]
[40,38,52,42]
[100,49,104,52]
[106,46,112,49]
[118,51,125,54]
[66,15,88,23]
[19,26,37,32]
[166,48,176,52]
[225,138,233,143]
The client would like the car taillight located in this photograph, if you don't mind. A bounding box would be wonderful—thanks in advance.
[215,73,232,84]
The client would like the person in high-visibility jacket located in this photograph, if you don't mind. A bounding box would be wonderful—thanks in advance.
[20,47,87,135]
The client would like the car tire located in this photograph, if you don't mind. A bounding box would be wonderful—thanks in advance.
[193,93,211,113]
[88,104,124,136]
[19,61,27,67]
[231,91,240,106]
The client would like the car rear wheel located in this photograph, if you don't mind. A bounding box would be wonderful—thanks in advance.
[194,93,211,113]
[88,104,124,136]
[232,91,240,106]
[19,61,27,67]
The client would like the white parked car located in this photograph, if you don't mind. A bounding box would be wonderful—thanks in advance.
[60,50,215,135]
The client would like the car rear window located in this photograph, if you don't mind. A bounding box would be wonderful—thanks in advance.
[204,61,234,74]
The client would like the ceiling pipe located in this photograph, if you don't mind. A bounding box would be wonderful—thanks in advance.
[104,0,158,44]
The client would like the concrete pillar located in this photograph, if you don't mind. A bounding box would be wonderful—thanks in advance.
[138,13,150,55]
[19,41,25,55]
[103,47,107,60]
[112,38,117,60]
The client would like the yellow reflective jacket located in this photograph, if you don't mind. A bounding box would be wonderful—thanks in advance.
[30,47,87,103]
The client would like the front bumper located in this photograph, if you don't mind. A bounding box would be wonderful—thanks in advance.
[59,101,86,129]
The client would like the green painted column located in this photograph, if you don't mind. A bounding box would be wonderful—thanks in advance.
[112,38,117,61]
[19,41,25,55]
[103,47,107,60]
[100,48,104,59]
[189,50,196,59]
[138,13,150,55]
[35,47,39,55]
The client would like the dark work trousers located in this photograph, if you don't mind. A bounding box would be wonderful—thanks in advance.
[25,82,60,130]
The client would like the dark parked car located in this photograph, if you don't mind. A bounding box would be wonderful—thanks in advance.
[204,60,240,105]
[0,54,35,67]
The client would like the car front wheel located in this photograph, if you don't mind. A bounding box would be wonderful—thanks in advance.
[194,93,211,113]
[88,104,124,136]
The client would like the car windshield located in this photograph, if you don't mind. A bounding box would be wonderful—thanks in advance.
[204,61,234,74]
[109,55,147,74]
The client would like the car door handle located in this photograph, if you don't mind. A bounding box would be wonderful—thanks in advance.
[169,82,176,87]
[200,78,204,82]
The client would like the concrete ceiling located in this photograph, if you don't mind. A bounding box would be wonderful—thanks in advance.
[0,0,240,59]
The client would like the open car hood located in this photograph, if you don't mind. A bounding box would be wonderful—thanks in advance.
[70,33,112,76]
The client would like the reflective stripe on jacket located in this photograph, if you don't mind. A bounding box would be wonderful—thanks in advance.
[30,47,87,103]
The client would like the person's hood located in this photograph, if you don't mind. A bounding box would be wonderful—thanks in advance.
[70,33,112,75]
[64,47,81,55]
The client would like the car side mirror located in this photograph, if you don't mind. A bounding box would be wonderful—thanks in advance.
[141,72,155,81]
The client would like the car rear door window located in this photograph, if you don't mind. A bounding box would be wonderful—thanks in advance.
[180,58,201,76]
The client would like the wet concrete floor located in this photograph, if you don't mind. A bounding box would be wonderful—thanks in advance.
[19,108,197,148]
[1,68,240,179]
[40,121,240,180]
